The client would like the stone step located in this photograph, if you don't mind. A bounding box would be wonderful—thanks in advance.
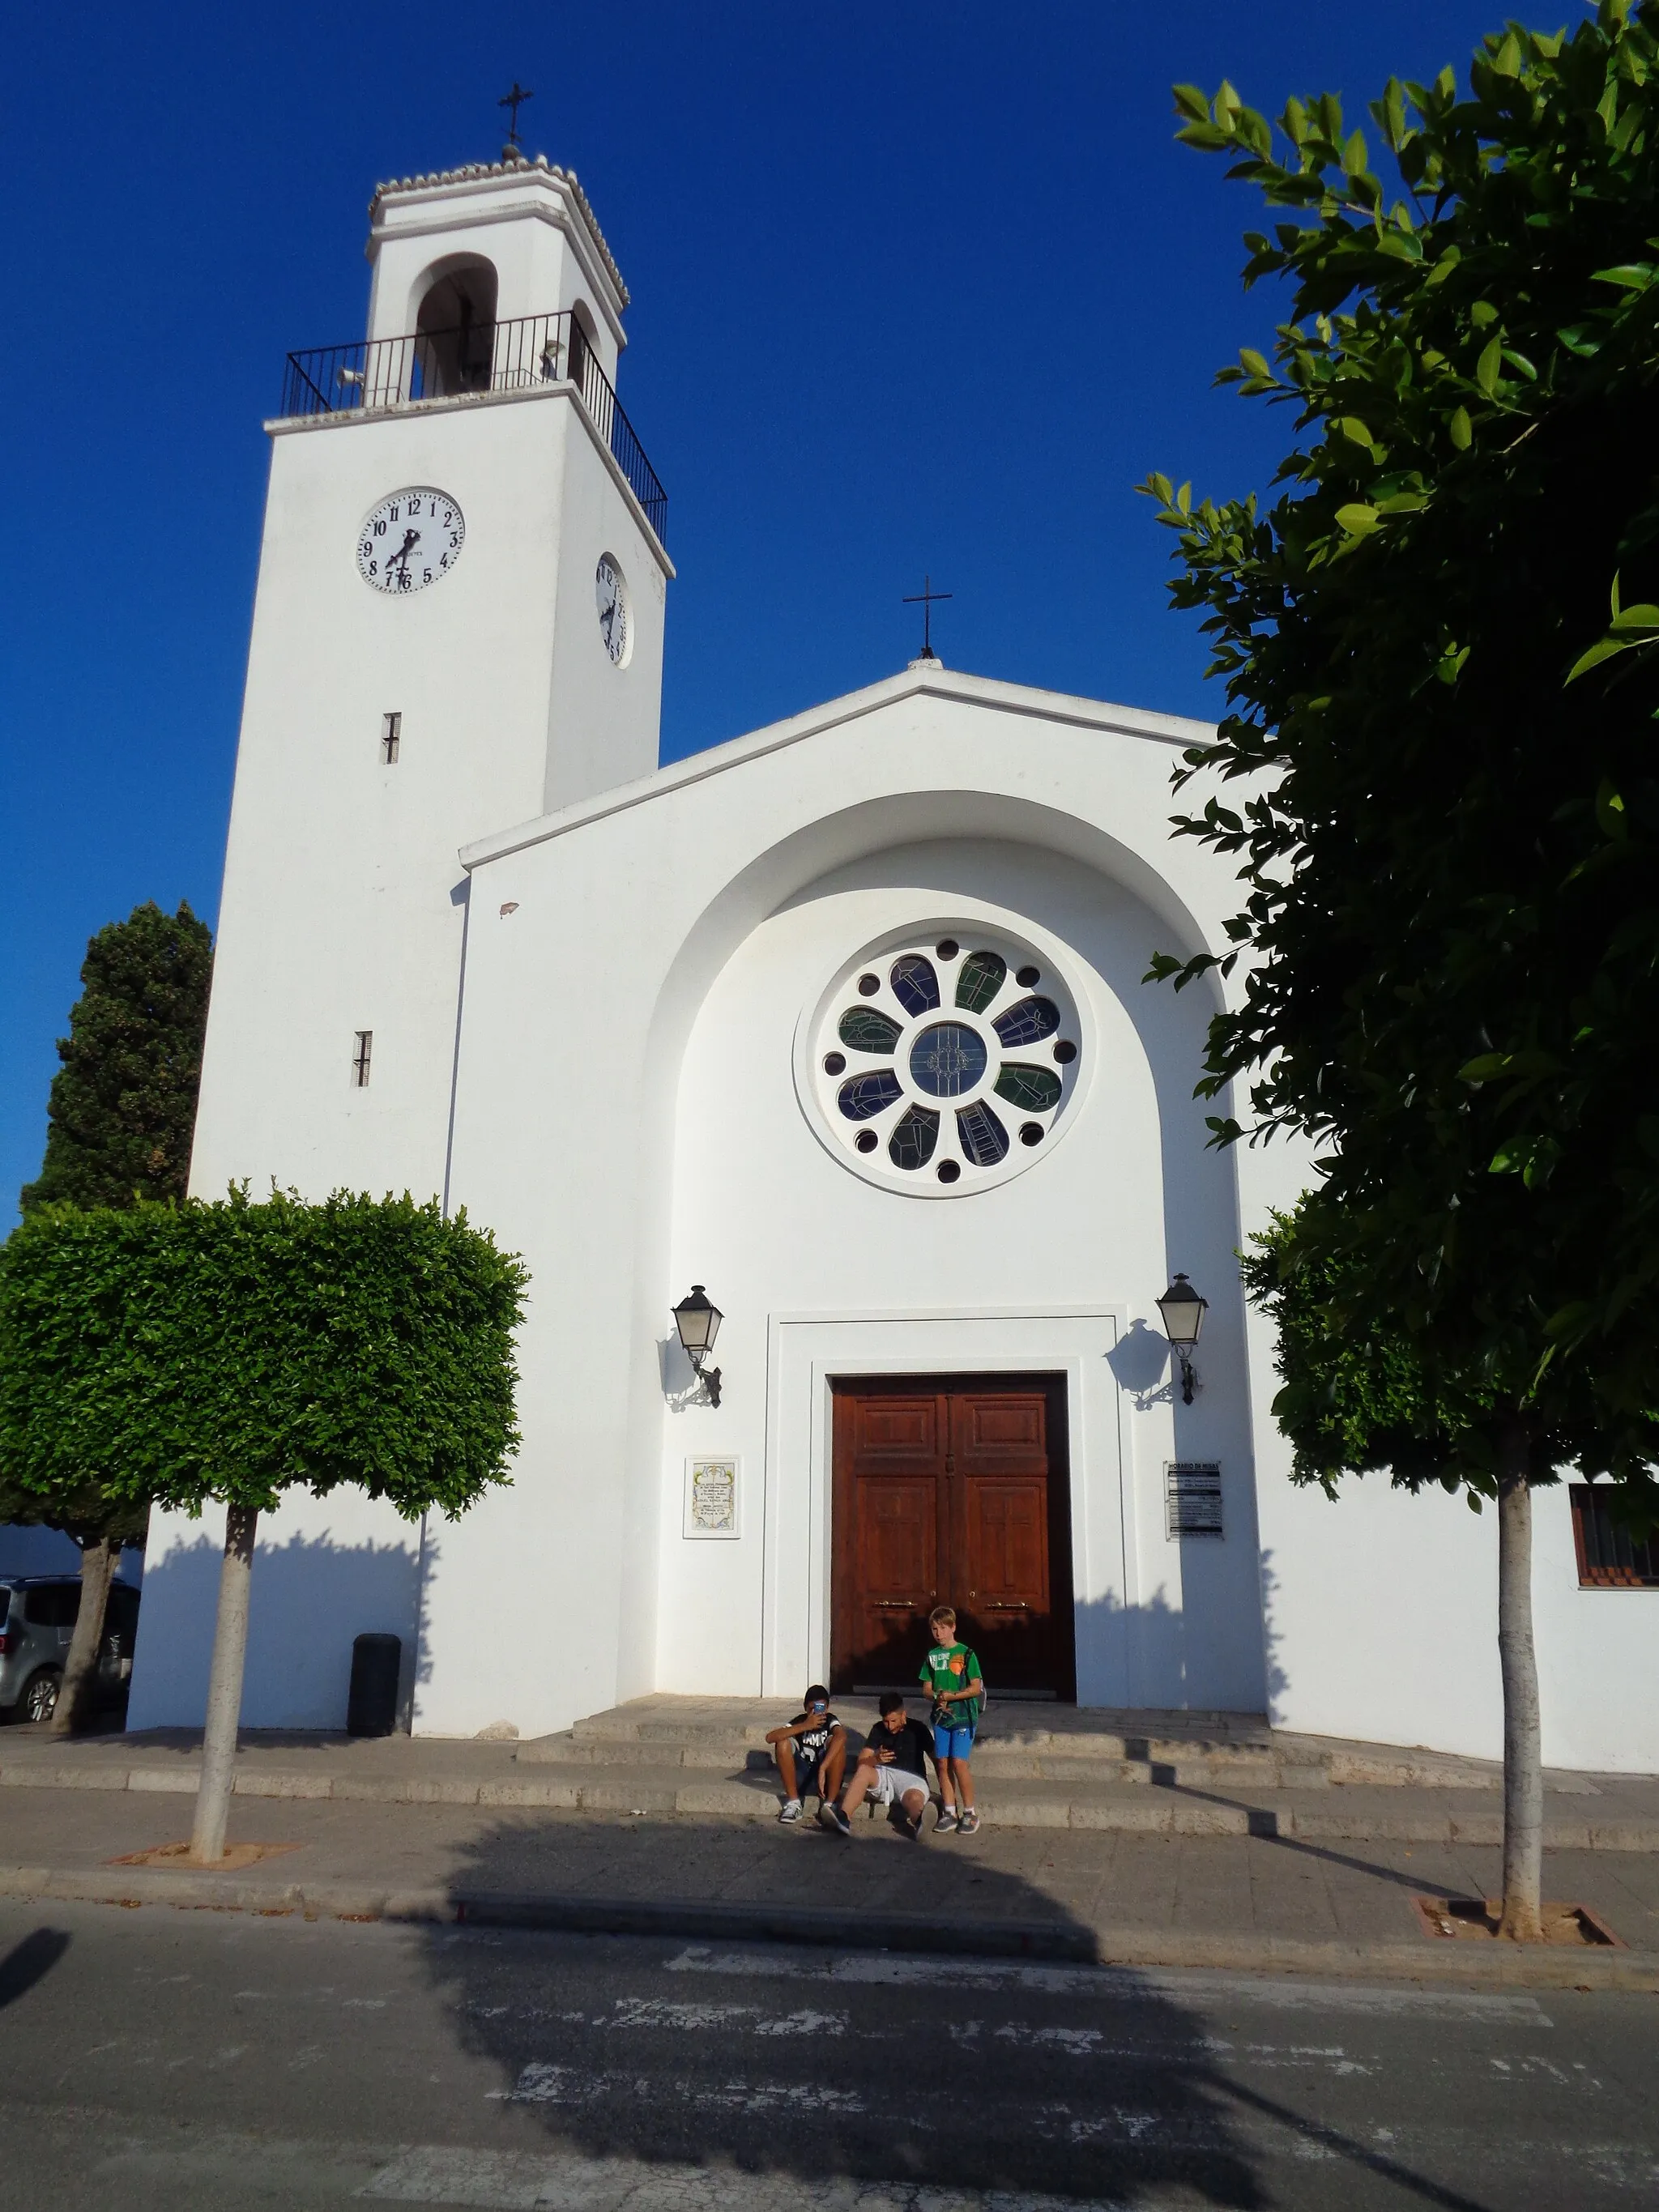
[532,1725,1516,1794]
[565,1716,1286,1762]
[521,1732,1339,1791]
[537,1700,1612,1797]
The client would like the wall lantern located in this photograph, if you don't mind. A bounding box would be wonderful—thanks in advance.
[1155,1272,1209,1404]
[672,1284,723,1408]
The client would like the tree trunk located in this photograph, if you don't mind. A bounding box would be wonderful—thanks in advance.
[49,1532,121,1738]
[1495,1428,1544,1942]
[189,1504,258,1865]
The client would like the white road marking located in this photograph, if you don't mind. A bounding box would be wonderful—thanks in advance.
[664,1946,1553,2022]
[987,2021,1375,2074]
[361,2144,1135,2209]
[495,2062,867,2116]
[608,1997,847,2038]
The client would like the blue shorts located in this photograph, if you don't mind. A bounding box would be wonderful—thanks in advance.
[933,1723,975,1762]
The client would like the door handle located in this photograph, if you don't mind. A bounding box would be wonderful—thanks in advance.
[984,1602,1030,1612]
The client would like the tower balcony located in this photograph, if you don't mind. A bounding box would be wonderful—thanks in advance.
[279,309,667,548]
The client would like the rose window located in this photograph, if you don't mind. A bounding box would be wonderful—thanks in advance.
[803,932,1083,1194]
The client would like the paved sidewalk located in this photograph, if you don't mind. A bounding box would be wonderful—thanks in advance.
[3,1768,1657,1991]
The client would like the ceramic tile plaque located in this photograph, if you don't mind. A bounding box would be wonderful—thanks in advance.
[684,1455,740,1538]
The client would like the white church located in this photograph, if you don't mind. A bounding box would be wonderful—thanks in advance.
[124,151,1655,1772]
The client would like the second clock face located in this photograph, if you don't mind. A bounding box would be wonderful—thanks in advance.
[357,488,465,594]
[595,554,629,664]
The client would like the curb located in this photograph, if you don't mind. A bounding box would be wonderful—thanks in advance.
[2,1763,1657,1849]
[2,1864,1655,1990]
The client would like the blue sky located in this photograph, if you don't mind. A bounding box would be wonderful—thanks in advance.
[2,0,1508,1222]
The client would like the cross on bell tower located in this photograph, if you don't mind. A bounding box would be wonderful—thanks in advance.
[498,80,534,157]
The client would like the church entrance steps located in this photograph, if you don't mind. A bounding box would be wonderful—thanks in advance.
[530,1694,1583,1795]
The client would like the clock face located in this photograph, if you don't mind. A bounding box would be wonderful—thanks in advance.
[357,488,465,595]
[595,554,629,664]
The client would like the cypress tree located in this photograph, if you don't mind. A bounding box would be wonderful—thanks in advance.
[20,901,213,1216]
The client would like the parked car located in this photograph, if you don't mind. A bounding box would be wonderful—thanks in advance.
[0,1575,141,1724]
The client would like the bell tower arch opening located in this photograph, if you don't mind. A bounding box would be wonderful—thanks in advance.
[412,257,499,396]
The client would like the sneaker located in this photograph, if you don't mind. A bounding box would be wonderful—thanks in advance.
[904,1812,924,1841]
[936,1807,959,1835]
[778,1799,803,1823]
[821,1801,852,1837]
[958,1809,980,1835]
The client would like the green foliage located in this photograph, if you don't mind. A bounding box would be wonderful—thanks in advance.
[20,901,213,1216]
[0,1190,528,1518]
[1144,6,1659,1490]
[1244,1196,1581,1496]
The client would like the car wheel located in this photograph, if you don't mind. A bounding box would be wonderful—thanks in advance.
[21,1669,61,1724]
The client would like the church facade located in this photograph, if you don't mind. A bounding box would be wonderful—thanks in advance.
[128,156,1657,1773]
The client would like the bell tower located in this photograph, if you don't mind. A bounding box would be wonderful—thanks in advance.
[188,151,672,1210]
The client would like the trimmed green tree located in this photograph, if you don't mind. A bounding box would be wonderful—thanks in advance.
[20,900,212,1217]
[0,1190,528,1860]
[1141,9,1659,1937]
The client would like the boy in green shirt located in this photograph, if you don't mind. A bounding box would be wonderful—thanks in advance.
[919,1605,984,1834]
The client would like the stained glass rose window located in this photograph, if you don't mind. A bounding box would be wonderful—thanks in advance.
[803,931,1083,1193]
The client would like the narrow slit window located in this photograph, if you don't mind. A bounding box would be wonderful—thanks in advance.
[352,1030,373,1087]
[381,711,401,764]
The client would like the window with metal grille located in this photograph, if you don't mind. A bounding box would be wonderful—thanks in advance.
[1570,1485,1659,1588]
[352,1030,373,1088]
[381,711,401,764]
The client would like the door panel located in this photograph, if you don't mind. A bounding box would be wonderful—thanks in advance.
[852,1395,941,1464]
[831,1375,1073,1696]
[961,1473,1052,1690]
[954,1394,1046,1467]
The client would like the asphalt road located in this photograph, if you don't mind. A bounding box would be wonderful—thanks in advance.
[1,1900,1655,2210]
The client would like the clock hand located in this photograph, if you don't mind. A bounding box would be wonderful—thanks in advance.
[386,527,420,573]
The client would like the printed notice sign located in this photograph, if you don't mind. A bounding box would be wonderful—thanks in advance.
[1166,1461,1223,1540]
[685,1456,740,1538]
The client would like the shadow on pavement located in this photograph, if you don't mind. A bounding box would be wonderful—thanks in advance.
[0,1927,70,2010]
[418,1810,1269,2205]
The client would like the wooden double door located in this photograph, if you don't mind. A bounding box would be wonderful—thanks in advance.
[830,1375,1074,1698]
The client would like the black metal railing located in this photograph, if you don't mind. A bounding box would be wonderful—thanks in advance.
[280,309,667,547]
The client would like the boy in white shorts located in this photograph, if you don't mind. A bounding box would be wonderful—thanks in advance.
[821,1690,933,1839]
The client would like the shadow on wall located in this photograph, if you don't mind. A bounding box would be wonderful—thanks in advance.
[1071,1583,1278,1720]
[416,1816,1269,2206]
[126,1527,429,1733]
[1258,1547,1290,1718]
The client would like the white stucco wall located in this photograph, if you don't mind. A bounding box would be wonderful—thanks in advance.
[367,160,629,372]
[655,837,1265,1712]
[403,671,1269,1739]
[1256,1456,1659,1773]
[130,170,671,1735]
[126,1491,423,1733]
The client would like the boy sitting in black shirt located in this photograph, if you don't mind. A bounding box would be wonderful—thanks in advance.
[765,1686,847,1822]
[821,1691,933,1840]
